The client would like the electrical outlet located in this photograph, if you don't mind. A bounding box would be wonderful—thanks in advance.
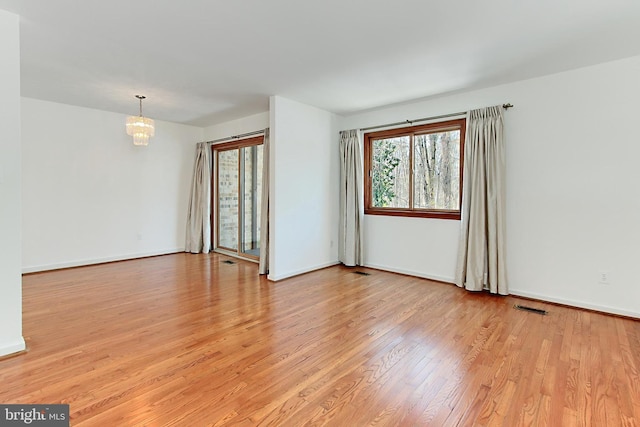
[598,271,610,285]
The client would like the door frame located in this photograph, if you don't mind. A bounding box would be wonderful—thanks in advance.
[211,136,264,261]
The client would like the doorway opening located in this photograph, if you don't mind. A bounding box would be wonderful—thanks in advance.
[212,136,264,261]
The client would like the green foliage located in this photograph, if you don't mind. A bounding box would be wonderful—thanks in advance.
[372,140,400,207]
[371,131,459,210]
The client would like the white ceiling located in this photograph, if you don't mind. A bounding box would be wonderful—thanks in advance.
[1,0,639,127]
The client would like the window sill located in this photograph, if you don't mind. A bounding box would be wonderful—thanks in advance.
[364,209,461,220]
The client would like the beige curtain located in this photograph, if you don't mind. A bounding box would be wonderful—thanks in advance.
[185,142,212,253]
[258,128,270,275]
[455,106,507,295]
[339,129,364,266]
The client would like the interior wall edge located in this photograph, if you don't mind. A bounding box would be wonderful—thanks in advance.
[267,261,340,282]
[509,289,640,319]
[0,338,26,358]
[363,262,640,319]
[363,263,455,284]
[21,248,185,274]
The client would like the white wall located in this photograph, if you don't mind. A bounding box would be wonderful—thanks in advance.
[342,55,640,318]
[269,96,340,280]
[21,98,202,272]
[203,111,269,141]
[0,10,25,357]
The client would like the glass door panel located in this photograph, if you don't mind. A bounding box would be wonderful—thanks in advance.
[241,145,263,257]
[217,149,239,250]
[214,139,264,260]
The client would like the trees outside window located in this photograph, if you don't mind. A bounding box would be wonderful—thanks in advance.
[364,119,465,220]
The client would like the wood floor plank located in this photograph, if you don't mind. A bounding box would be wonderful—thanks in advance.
[0,253,639,426]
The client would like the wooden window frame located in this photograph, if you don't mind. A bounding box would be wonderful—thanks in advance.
[363,118,465,220]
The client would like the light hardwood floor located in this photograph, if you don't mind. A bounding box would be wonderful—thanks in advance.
[1,253,639,426]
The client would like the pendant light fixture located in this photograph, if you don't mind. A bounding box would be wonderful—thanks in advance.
[126,95,155,146]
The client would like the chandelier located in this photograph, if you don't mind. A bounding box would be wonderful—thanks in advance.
[126,95,155,146]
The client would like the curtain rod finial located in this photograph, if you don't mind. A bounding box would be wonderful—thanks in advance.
[503,103,514,109]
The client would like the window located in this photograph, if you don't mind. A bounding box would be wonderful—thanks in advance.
[364,119,465,220]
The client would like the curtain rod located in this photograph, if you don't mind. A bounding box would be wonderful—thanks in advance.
[203,129,265,145]
[359,103,514,132]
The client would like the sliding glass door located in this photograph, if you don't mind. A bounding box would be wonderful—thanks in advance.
[214,137,263,259]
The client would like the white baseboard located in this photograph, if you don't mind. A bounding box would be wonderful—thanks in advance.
[362,265,639,319]
[24,253,636,319]
[268,261,340,281]
[364,262,455,284]
[0,337,26,358]
[509,289,640,319]
[22,248,185,274]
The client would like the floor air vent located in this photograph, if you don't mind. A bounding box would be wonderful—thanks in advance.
[222,260,236,265]
[514,304,548,315]
[354,271,371,276]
